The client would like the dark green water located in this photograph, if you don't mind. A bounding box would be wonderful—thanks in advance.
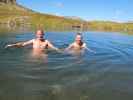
[0,31,133,100]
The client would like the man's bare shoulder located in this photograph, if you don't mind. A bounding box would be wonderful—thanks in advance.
[70,42,75,46]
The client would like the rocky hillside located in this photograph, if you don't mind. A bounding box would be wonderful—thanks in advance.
[0,0,16,4]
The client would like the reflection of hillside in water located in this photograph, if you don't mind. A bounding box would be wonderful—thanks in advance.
[0,16,32,33]
[0,24,31,33]
[0,23,32,33]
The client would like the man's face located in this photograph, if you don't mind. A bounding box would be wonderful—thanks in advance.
[75,35,82,43]
[36,30,44,39]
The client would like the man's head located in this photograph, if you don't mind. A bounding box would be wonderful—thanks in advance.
[36,29,44,40]
[75,33,83,43]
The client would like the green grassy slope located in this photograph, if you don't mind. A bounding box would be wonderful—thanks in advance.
[0,3,83,31]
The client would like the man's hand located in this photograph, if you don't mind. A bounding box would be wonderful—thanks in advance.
[5,44,13,48]
[85,47,96,53]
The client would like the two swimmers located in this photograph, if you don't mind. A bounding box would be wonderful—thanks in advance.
[5,29,93,54]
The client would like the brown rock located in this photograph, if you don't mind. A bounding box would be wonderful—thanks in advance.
[0,0,16,4]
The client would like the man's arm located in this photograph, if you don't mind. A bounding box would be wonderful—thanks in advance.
[5,42,24,48]
[47,40,60,51]
[5,39,33,48]
[22,39,33,46]
[65,43,74,51]
[83,43,96,53]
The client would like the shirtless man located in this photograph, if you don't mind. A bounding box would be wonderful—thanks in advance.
[5,29,59,51]
[65,33,94,54]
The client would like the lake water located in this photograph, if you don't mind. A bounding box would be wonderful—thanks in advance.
[0,31,133,100]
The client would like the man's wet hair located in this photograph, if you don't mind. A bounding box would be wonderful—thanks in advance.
[36,29,44,34]
[76,32,83,40]
[77,32,82,35]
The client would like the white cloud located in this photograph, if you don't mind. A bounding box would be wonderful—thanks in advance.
[114,10,124,18]
[54,2,64,8]
[110,9,126,22]
[55,13,62,16]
